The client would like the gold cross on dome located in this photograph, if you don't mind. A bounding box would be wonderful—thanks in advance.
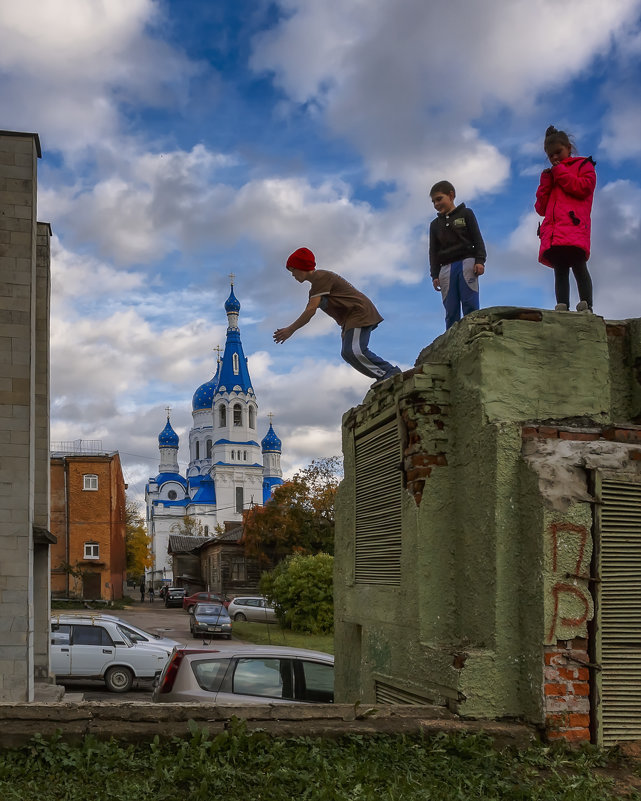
[229,272,235,286]
[214,345,222,360]
[165,406,172,419]
[267,412,274,424]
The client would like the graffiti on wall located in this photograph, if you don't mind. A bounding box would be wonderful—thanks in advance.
[546,522,594,643]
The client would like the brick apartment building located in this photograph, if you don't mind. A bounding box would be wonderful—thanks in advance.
[50,444,127,600]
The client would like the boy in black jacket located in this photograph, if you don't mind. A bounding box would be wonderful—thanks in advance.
[429,180,487,330]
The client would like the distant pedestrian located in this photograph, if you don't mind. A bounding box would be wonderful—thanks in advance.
[148,585,155,603]
[139,581,145,602]
[535,125,596,312]
[429,180,487,330]
[274,247,401,386]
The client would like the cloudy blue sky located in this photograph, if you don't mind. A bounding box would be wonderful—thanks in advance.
[2,0,641,504]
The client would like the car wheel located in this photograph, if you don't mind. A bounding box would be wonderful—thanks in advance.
[104,666,134,693]
[234,612,247,622]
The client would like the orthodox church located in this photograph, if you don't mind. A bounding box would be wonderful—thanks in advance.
[145,280,283,580]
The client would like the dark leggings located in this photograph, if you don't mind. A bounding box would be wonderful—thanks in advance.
[546,246,593,309]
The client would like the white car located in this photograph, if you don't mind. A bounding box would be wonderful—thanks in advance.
[88,614,180,651]
[227,596,277,623]
[50,615,171,692]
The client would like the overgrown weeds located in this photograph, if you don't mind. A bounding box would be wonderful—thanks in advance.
[0,721,638,800]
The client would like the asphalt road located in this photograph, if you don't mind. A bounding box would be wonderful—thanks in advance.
[55,599,232,702]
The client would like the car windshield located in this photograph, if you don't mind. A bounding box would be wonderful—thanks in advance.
[197,605,224,616]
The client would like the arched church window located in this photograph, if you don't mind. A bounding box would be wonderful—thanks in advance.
[195,441,200,459]
[243,450,247,460]
[233,353,239,375]
[206,439,212,458]
[219,404,226,427]
[231,450,235,460]
[248,406,256,429]
[233,404,242,426]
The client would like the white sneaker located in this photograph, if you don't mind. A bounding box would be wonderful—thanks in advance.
[576,301,592,313]
[554,303,568,311]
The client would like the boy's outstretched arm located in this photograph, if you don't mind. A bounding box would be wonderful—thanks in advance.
[274,296,322,343]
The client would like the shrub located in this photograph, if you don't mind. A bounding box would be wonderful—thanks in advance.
[260,553,333,634]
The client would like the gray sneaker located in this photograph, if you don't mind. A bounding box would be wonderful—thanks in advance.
[576,301,592,313]
[554,303,568,311]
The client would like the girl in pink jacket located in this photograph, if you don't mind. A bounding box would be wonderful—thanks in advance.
[535,125,596,312]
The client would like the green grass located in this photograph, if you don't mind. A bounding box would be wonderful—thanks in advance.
[232,621,334,654]
[0,726,637,801]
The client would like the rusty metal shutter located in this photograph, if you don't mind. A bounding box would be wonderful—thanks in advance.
[597,477,641,746]
[354,420,402,584]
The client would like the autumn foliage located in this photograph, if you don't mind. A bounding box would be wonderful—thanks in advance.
[125,499,152,579]
[242,457,340,564]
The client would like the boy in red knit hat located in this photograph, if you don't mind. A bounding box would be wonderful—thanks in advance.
[274,247,401,385]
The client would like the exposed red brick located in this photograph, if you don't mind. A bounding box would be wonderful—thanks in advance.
[572,683,590,696]
[544,652,562,666]
[522,427,539,439]
[544,683,566,696]
[576,668,589,681]
[558,667,579,680]
[602,427,641,444]
[606,324,626,337]
[538,426,559,438]
[558,431,600,441]
[568,714,590,727]
[631,450,641,461]
[561,728,591,742]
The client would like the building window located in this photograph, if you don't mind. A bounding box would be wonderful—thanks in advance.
[231,450,235,460]
[243,450,247,461]
[83,474,98,491]
[84,542,99,559]
[236,486,244,514]
[249,406,256,429]
[195,441,200,459]
[167,490,177,500]
[204,525,209,536]
[206,439,212,458]
[233,353,239,375]
[219,405,226,427]
[233,404,242,426]
[231,558,247,582]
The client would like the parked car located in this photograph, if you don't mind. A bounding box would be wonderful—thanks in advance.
[82,613,179,651]
[190,603,232,640]
[227,596,277,623]
[153,644,334,704]
[165,587,187,608]
[50,615,171,692]
[182,591,225,613]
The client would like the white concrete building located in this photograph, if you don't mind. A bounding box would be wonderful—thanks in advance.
[145,281,283,581]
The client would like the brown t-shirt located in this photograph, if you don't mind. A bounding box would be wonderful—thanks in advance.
[308,270,383,332]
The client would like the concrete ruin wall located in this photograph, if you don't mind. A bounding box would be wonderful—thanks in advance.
[0,131,52,700]
[334,307,641,744]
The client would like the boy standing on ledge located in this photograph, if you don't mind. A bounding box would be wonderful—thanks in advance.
[429,180,487,330]
[274,247,401,385]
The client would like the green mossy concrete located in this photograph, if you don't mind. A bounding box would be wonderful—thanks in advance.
[335,308,641,725]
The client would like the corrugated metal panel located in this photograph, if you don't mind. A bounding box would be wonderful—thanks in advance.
[597,478,641,746]
[354,420,402,585]
[375,680,431,705]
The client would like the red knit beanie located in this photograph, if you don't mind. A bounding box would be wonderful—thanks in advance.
[286,247,316,271]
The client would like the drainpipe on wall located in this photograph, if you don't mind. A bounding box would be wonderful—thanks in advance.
[63,457,70,597]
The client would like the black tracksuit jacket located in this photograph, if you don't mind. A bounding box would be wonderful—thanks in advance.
[429,203,487,280]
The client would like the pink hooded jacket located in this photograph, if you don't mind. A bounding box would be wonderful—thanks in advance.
[535,156,596,267]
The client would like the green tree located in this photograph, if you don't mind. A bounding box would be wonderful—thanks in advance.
[125,499,152,579]
[260,552,334,633]
[242,456,341,564]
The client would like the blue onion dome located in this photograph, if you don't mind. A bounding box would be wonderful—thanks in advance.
[225,286,240,313]
[192,376,217,411]
[158,417,179,448]
[261,422,282,452]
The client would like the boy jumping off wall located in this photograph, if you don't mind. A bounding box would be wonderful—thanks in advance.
[429,180,487,330]
[273,247,401,385]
